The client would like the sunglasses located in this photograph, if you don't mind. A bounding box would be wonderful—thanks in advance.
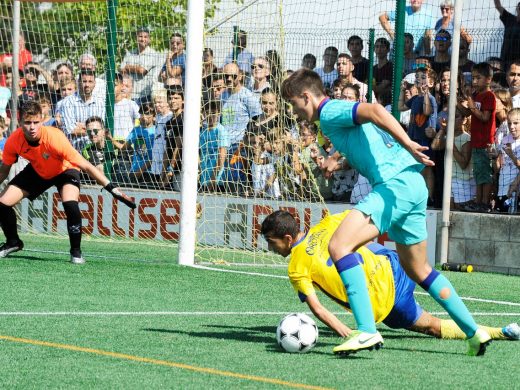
[251,64,265,70]
[87,128,102,136]
[435,36,450,42]
[225,73,239,79]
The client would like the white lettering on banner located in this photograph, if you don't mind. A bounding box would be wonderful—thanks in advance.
[18,187,438,265]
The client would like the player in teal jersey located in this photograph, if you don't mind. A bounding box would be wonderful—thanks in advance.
[281,69,491,356]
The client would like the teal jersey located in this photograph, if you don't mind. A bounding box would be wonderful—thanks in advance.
[318,99,423,185]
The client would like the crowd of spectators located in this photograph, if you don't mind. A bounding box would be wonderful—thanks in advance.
[1,0,520,212]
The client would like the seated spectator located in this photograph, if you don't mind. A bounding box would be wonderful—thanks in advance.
[164,85,184,191]
[58,69,106,152]
[199,100,230,192]
[373,37,393,90]
[315,47,338,89]
[403,33,417,75]
[159,33,186,86]
[248,56,271,95]
[435,1,472,46]
[493,0,520,68]
[430,29,452,75]
[81,116,114,183]
[202,47,218,89]
[108,101,156,185]
[458,36,475,74]
[347,35,369,83]
[78,53,106,99]
[301,53,316,70]
[223,30,254,76]
[335,53,375,102]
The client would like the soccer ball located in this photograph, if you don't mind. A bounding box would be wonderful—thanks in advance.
[276,313,319,353]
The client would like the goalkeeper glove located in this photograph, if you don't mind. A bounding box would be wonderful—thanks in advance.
[104,182,136,209]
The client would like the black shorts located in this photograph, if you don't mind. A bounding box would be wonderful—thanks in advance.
[9,164,81,201]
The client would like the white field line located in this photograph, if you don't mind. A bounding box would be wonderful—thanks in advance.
[190,265,520,307]
[0,311,518,317]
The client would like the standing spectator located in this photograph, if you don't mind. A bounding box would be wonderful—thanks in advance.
[54,78,76,127]
[78,53,106,100]
[202,48,218,89]
[493,0,520,68]
[108,101,156,185]
[301,53,317,70]
[398,67,437,204]
[247,90,281,137]
[458,36,475,74]
[164,86,184,191]
[113,74,140,141]
[58,69,106,152]
[494,88,513,148]
[120,27,160,102]
[403,33,417,75]
[335,53,375,103]
[223,30,254,76]
[0,32,32,87]
[373,37,394,91]
[347,36,369,83]
[49,62,74,105]
[19,62,55,105]
[248,56,271,96]
[495,108,520,210]
[266,49,283,94]
[379,0,436,56]
[434,1,472,45]
[463,62,497,211]
[81,116,114,183]
[199,100,230,191]
[158,33,186,86]
[430,30,452,75]
[507,60,520,107]
[315,47,339,89]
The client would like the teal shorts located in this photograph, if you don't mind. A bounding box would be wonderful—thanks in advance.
[355,168,428,245]
[472,148,493,185]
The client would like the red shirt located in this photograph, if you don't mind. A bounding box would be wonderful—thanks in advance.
[3,126,83,179]
[0,49,32,87]
[470,90,496,148]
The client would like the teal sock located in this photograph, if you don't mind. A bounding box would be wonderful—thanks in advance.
[335,253,377,334]
[420,270,478,338]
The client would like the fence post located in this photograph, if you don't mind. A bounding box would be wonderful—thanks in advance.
[391,0,405,120]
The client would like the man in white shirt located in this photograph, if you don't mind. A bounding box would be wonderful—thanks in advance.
[508,61,520,108]
[314,47,338,89]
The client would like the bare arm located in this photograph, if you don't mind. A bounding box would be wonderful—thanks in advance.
[355,103,435,166]
[494,0,505,15]
[422,90,433,117]
[121,64,148,76]
[466,97,492,122]
[453,139,472,169]
[305,294,352,337]
[460,27,472,45]
[398,83,408,112]
[379,12,394,40]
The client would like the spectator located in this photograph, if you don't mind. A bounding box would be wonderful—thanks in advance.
[331,79,343,99]
[373,37,393,90]
[495,108,520,211]
[120,27,160,102]
[209,73,226,101]
[434,1,472,46]
[163,76,183,89]
[247,89,281,137]
[0,115,7,161]
[487,56,505,75]
[78,53,106,100]
[251,134,279,198]
[38,95,56,127]
[202,48,218,89]
[19,62,55,105]
[335,53,375,103]
[164,86,184,191]
[463,62,497,211]
[0,81,11,119]
[301,53,317,70]
[430,29,452,75]
[58,69,106,152]
[379,0,436,56]
[81,116,113,182]
[50,62,74,105]
[493,0,520,68]
[494,88,513,148]
[458,36,475,74]
[403,33,417,75]
[266,49,283,94]
[415,55,432,70]
[248,56,271,96]
[398,67,437,204]
[340,83,360,101]
[347,35,370,83]
[199,100,230,192]
[507,60,520,107]
[54,78,76,127]
[223,30,254,76]
[108,101,156,185]
[0,32,32,87]
[315,47,339,89]
[270,137,301,199]
[113,74,140,141]
[158,33,186,86]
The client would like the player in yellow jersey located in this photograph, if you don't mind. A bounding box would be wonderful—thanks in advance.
[261,210,519,355]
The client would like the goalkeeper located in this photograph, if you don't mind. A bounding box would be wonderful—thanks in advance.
[0,101,135,264]
[262,210,519,350]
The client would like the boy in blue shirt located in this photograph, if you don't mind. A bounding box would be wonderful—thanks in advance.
[281,68,490,356]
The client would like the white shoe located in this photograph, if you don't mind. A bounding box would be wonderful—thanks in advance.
[70,254,85,264]
[502,323,520,340]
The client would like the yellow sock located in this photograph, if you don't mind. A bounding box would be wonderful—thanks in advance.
[440,320,507,340]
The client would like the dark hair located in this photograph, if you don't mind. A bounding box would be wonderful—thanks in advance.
[203,47,213,56]
[436,29,451,39]
[509,59,520,72]
[140,101,156,115]
[338,52,352,61]
[404,32,414,42]
[347,35,363,46]
[166,85,184,100]
[203,99,221,115]
[260,210,299,239]
[55,62,74,74]
[137,26,150,34]
[85,116,104,127]
[342,83,361,99]
[375,37,390,50]
[324,46,339,54]
[78,69,96,79]
[472,62,493,78]
[20,101,42,118]
[170,32,184,41]
[281,69,326,101]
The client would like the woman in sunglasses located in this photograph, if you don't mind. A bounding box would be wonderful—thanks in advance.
[434,1,472,45]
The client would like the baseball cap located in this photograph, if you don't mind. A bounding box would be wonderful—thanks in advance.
[404,73,416,85]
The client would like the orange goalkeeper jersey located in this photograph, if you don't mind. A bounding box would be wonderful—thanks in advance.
[2,126,83,179]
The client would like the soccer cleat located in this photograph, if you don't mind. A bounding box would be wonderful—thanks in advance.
[0,240,24,258]
[333,330,384,356]
[70,254,85,265]
[502,323,520,340]
[467,328,492,356]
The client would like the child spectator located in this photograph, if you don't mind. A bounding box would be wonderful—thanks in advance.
[494,88,513,148]
[251,135,279,198]
[398,67,437,204]
[463,62,497,211]
[331,79,342,99]
[38,95,57,127]
[341,83,361,101]
[199,100,230,192]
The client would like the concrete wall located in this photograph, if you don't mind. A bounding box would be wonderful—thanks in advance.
[436,212,520,276]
